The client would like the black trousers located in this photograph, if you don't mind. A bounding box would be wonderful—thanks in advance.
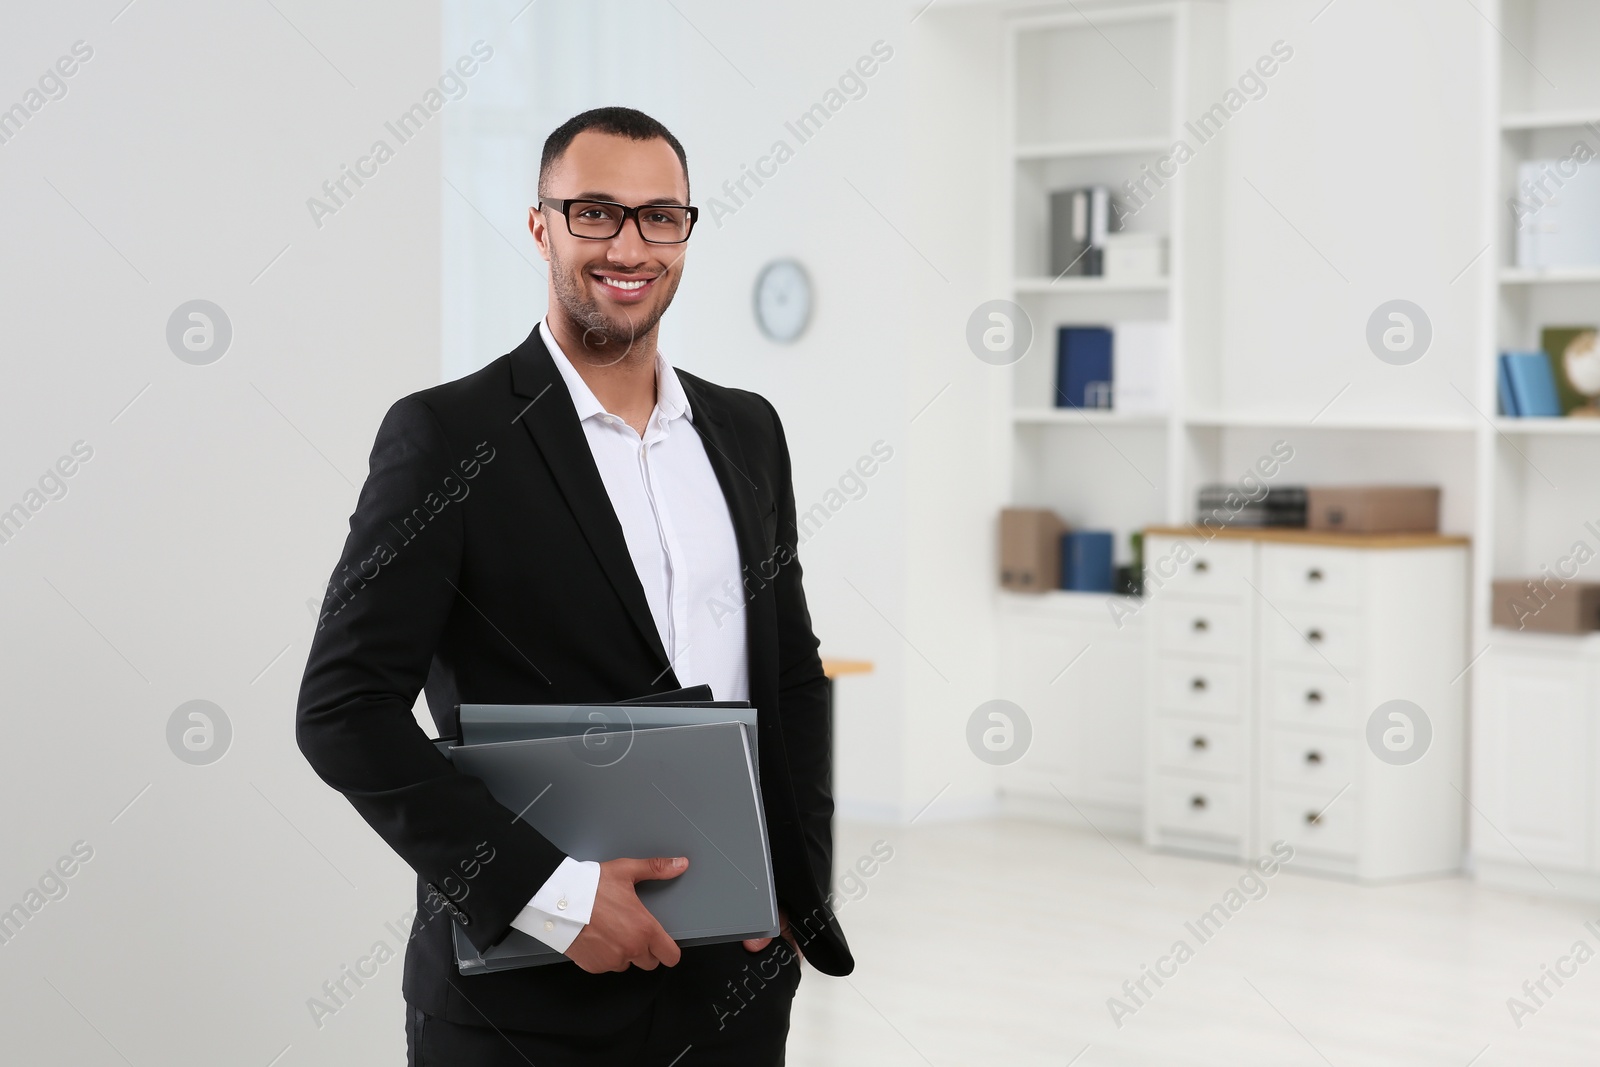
[407,939,803,1066]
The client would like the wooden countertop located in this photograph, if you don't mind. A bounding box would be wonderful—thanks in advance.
[821,658,874,679]
[1143,525,1470,549]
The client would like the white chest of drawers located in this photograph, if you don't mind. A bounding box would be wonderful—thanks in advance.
[1140,527,1470,880]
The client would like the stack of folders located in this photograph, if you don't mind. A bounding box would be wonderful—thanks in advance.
[1196,484,1308,527]
[433,685,781,974]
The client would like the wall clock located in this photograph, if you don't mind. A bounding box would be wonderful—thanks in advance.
[753,258,812,343]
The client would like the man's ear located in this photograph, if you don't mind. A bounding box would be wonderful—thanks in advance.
[528,206,551,263]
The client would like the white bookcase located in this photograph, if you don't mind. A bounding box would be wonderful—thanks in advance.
[1001,1,1224,540]
[1470,0,1600,898]
[995,2,1225,828]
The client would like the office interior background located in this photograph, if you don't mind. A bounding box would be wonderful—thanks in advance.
[5,0,1600,1062]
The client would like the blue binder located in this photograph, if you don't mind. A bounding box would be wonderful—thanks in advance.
[1056,327,1113,409]
[1061,530,1115,592]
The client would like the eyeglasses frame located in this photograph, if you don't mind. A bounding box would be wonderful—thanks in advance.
[536,197,699,244]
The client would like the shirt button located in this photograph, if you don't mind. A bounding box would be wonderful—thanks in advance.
[556,898,568,911]
[544,920,555,932]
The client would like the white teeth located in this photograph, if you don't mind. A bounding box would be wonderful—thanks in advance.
[598,276,647,291]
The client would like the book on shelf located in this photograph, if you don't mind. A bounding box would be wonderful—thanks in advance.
[1499,351,1563,418]
[1498,353,1519,416]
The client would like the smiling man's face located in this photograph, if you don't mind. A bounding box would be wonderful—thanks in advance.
[531,129,689,359]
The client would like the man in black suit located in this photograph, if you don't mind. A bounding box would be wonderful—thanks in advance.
[296,107,852,1065]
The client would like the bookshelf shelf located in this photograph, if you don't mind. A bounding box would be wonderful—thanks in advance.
[1493,417,1600,435]
[1011,408,1167,427]
[1500,266,1600,285]
[1013,136,1169,161]
[1011,276,1169,294]
[1500,108,1600,131]
[1185,411,1476,432]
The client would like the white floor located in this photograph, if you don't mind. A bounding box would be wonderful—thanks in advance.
[788,817,1600,1066]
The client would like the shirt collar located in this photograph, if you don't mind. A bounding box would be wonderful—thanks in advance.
[539,317,693,426]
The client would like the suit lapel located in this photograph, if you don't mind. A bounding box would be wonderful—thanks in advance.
[508,325,675,681]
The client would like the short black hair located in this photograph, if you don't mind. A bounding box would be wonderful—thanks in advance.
[538,106,689,200]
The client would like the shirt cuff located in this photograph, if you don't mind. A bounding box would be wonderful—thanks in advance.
[508,857,601,954]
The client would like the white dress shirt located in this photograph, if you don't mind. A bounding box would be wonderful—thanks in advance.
[508,318,750,953]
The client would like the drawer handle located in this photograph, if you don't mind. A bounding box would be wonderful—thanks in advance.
[1307,568,1324,583]
[1305,689,1324,705]
[1191,735,1209,751]
[1304,750,1323,765]
[1190,794,1208,810]
[1194,559,1210,574]
[1192,617,1210,633]
[1306,628,1325,644]
[1191,676,1208,692]
[1304,809,1323,826]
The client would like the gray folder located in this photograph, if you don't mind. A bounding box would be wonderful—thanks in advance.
[457,701,759,773]
[448,721,779,973]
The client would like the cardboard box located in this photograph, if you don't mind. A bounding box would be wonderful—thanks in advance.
[1492,579,1600,634]
[1000,508,1067,592]
[1306,486,1440,533]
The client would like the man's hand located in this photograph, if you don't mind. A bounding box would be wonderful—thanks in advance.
[564,856,689,973]
[742,907,802,961]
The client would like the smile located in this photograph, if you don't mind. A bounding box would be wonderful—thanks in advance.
[592,273,656,300]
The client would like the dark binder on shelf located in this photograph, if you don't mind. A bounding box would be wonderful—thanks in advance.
[1048,186,1115,277]
[1056,326,1114,409]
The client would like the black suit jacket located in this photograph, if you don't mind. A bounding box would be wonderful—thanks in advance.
[295,324,853,1032]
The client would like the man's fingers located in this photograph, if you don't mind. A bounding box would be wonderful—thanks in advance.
[742,935,773,952]
[629,856,689,882]
[649,923,682,967]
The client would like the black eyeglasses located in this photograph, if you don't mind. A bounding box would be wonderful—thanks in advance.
[538,197,699,244]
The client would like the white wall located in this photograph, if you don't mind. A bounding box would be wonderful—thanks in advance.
[1,2,443,1062]
[1218,0,1487,426]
